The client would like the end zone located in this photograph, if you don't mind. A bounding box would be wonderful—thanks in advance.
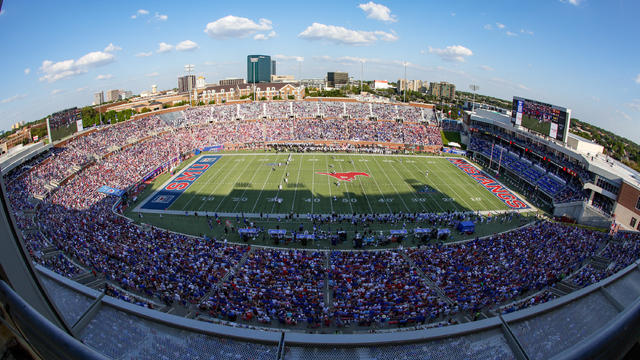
[447,158,530,210]
[137,155,221,211]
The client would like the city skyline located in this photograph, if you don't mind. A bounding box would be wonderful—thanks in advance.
[0,0,639,141]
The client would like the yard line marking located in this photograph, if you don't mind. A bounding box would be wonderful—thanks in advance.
[336,156,355,214]
[431,160,475,210]
[348,157,374,213]
[405,160,446,212]
[232,156,269,213]
[324,156,334,214]
[291,154,304,213]
[213,156,260,213]
[270,155,292,213]
[250,156,282,213]
[360,155,392,213]
[390,160,428,213]
[371,156,411,212]
[177,155,232,211]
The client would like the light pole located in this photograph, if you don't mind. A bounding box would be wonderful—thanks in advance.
[403,61,408,103]
[360,59,365,94]
[469,84,479,112]
[250,57,258,101]
[185,64,194,106]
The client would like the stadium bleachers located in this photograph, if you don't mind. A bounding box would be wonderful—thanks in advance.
[3,100,640,334]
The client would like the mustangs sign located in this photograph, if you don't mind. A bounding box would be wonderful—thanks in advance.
[316,172,369,181]
[447,158,529,209]
[141,155,221,210]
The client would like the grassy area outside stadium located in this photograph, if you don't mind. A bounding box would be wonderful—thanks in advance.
[123,152,537,249]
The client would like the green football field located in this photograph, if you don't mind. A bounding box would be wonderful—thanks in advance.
[139,153,512,215]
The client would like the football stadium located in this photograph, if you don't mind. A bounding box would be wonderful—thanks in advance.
[1,2,640,360]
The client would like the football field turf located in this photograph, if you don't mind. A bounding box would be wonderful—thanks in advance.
[138,153,516,215]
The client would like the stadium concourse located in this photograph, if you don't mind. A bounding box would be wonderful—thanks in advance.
[4,100,640,333]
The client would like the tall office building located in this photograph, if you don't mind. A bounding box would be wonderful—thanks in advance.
[429,82,456,99]
[178,75,196,93]
[106,89,121,102]
[93,91,104,105]
[247,55,272,83]
[271,60,276,76]
[327,72,349,88]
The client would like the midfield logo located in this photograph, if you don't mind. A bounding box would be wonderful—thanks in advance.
[316,172,370,181]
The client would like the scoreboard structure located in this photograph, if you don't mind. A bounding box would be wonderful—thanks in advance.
[46,107,83,142]
[511,97,571,143]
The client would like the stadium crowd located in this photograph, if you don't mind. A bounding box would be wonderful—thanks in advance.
[4,100,640,331]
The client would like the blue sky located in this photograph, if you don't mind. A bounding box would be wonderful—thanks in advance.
[0,0,639,141]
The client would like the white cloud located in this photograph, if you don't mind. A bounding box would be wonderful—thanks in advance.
[635,74,640,84]
[428,45,473,62]
[156,42,173,53]
[274,54,304,62]
[517,84,529,90]
[480,65,494,71]
[1,94,27,104]
[76,87,88,92]
[39,49,115,82]
[155,12,168,21]
[136,51,153,57]
[616,110,632,122]
[24,68,31,75]
[104,43,122,52]
[313,55,428,72]
[358,2,397,23]
[627,99,640,112]
[521,29,534,35]
[506,31,517,37]
[176,40,199,51]
[253,30,276,40]
[96,74,113,80]
[204,15,272,39]
[131,9,149,19]
[484,24,492,30]
[560,0,582,6]
[496,23,505,29]
[146,72,160,77]
[51,89,64,95]
[298,23,397,45]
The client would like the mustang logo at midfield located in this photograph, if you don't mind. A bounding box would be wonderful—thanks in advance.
[316,172,370,181]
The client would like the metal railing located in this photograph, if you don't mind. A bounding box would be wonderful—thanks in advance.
[6,260,635,359]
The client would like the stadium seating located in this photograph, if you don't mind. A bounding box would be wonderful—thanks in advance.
[4,101,639,332]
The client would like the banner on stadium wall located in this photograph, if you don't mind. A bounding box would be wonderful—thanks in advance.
[442,147,467,155]
[76,119,83,132]
[97,185,125,197]
[201,145,224,152]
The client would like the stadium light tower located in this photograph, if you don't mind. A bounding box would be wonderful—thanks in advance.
[185,64,195,106]
[403,61,408,103]
[469,84,479,112]
[360,59,365,94]
[250,57,258,101]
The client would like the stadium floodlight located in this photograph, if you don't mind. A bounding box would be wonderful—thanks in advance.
[469,84,479,112]
[403,61,408,103]
[250,57,258,101]
[360,59,365,95]
[185,64,195,106]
